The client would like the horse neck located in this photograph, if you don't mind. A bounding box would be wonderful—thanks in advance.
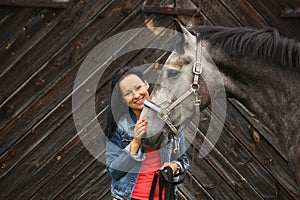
[212,53,300,136]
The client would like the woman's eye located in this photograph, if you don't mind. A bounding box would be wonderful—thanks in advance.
[167,69,181,78]
[124,92,131,97]
[136,85,142,90]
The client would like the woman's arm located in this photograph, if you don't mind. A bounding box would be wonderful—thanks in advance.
[105,130,145,180]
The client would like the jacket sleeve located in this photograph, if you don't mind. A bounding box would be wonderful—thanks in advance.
[105,129,145,181]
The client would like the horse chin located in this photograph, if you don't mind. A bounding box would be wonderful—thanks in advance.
[143,116,165,137]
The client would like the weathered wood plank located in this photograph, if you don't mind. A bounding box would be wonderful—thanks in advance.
[229,99,287,160]
[0,0,143,155]
[190,0,241,26]
[71,173,111,200]
[184,102,297,198]
[1,1,105,104]
[101,191,112,200]
[183,114,264,199]
[30,147,106,199]
[0,4,76,96]
[218,0,269,28]
[198,103,296,199]
[0,115,82,199]
[224,100,300,198]
[0,7,42,51]
[30,111,107,199]
[176,0,214,26]
[246,0,300,40]
[57,166,110,200]
[0,0,107,105]
[0,6,15,26]
[185,145,241,199]
[198,147,263,199]
[0,3,77,76]
[178,170,215,200]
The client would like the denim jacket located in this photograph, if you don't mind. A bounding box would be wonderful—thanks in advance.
[106,111,189,200]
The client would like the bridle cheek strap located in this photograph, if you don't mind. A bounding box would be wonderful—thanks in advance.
[167,88,194,111]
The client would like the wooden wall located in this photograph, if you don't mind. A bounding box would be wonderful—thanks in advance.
[0,0,299,199]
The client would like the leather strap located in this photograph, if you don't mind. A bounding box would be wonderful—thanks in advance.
[149,165,186,200]
[149,171,159,200]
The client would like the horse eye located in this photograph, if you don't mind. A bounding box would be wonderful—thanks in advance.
[167,69,181,78]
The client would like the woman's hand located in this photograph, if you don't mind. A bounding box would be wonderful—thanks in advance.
[130,119,148,154]
[161,162,179,175]
[133,119,148,145]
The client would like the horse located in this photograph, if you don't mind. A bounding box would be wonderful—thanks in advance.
[140,22,300,190]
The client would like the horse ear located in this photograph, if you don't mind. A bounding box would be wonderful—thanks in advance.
[174,19,195,42]
[174,19,196,54]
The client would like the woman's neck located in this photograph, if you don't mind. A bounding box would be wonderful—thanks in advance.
[132,109,141,121]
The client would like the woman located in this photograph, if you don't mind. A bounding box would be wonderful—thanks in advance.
[105,67,189,200]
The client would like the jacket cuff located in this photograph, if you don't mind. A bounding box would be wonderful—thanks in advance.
[124,143,145,161]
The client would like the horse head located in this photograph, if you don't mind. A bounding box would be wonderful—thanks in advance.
[140,22,225,149]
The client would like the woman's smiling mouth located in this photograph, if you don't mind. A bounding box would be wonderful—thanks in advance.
[134,98,145,105]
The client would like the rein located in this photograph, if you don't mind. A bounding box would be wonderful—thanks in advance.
[144,38,203,152]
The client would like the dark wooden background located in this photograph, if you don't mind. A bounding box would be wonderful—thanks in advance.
[0,0,299,199]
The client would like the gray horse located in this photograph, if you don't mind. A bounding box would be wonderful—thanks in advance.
[140,23,300,190]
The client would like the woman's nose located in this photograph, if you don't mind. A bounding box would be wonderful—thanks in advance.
[132,90,140,98]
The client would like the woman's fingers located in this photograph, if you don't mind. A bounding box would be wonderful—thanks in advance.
[135,119,148,137]
[132,120,148,147]
[142,119,148,131]
[161,162,178,175]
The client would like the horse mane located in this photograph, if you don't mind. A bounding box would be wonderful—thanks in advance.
[188,26,300,69]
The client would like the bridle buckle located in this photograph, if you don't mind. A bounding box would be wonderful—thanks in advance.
[193,61,202,75]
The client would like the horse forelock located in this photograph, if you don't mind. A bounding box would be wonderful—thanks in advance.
[188,26,300,70]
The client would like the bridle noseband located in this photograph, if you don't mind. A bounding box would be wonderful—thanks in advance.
[144,39,203,136]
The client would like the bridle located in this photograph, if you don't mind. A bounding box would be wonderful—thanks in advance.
[144,38,203,150]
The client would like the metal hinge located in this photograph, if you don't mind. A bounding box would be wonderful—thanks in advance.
[281,9,300,18]
[142,0,201,16]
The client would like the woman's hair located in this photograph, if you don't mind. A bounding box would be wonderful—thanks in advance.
[104,66,149,139]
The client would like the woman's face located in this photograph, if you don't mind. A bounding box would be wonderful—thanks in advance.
[119,74,149,113]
